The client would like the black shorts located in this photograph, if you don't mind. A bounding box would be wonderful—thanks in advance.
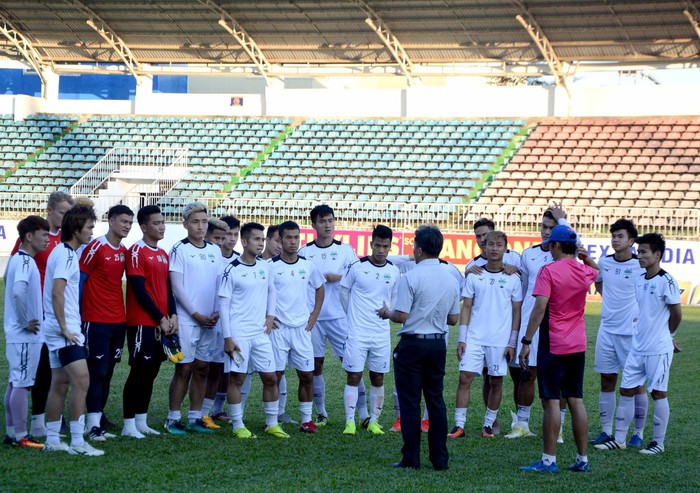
[58,345,87,368]
[82,322,127,363]
[537,350,585,400]
[127,325,166,365]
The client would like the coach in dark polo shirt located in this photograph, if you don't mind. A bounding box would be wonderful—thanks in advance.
[378,225,461,471]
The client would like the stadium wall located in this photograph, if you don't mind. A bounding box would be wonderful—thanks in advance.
[2,83,700,118]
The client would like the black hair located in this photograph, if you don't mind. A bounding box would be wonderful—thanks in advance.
[310,204,335,224]
[414,225,443,257]
[240,222,265,240]
[472,218,495,231]
[266,225,279,239]
[17,215,50,242]
[278,221,300,238]
[108,204,134,219]
[61,205,97,242]
[220,215,240,230]
[137,205,162,226]
[371,224,393,242]
[610,218,639,240]
[543,209,556,221]
[554,241,578,255]
[636,233,666,256]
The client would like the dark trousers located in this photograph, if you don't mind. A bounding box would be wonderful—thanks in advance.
[394,336,448,469]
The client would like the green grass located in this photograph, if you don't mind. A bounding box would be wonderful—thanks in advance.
[1,281,699,492]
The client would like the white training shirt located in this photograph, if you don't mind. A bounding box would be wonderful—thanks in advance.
[519,244,554,330]
[4,250,43,343]
[269,255,325,327]
[633,269,680,355]
[341,256,400,342]
[219,258,274,340]
[43,243,83,348]
[169,239,222,326]
[465,250,522,273]
[596,254,645,336]
[389,255,464,286]
[298,239,357,321]
[461,268,523,346]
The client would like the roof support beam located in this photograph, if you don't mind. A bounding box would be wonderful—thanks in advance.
[197,0,272,82]
[512,1,570,96]
[62,0,145,82]
[354,0,417,85]
[0,10,49,92]
[683,1,700,39]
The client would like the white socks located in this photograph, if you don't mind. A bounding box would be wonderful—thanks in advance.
[454,408,467,428]
[87,412,101,431]
[167,409,181,424]
[516,405,531,426]
[201,398,214,417]
[264,401,279,428]
[614,395,635,443]
[136,413,160,435]
[652,397,669,447]
[278,376,288,415]
[542,453,556,465]
[241,374,252,416]
[484,408,498,428]
[369,385,384,423]
[634,392,649,437]
[30,414,46,437]
[313,375,326,416]
[212,392,227,416]
[344,384,358,422]
[187,409,201,424]
[300,401,313,424]
[229,403,244,430]
[70,418,85,447]
[46,420,62,445]
[357,379,369,421]
[599,391,617,435]
[122,418,145,439]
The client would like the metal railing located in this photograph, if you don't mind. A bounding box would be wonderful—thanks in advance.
[2,193,697,239]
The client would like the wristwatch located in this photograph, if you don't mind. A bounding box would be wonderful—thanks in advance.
[521,337,532,345]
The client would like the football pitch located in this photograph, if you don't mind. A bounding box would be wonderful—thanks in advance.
[1,282,699,493]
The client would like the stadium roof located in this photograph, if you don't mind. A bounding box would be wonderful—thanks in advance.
[1,0,699,81]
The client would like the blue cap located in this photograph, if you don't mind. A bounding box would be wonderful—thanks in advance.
[542,224,578,246]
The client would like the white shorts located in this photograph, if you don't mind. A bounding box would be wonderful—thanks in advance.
[270,323,314,372]
[510,328,539,369]
[459,343,508,377]
[342,338,391,374]
[224,333,275,374]
[206,324,226,364]
[6,342,43,387]
[178,323,217,364]
[594,330,633,374]
[312,318,349,358]
[621,351,674,393]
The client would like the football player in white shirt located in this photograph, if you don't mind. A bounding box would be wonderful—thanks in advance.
[464,218,520,435]
[269,221,325,433]
[200,219,230,430]
[261,225,282,260]
[340,225,400,436]
[42,205,104,456]
[3,216,50,449]
[596,233,682,455]
[506,203,574,440]
[166,202,222,435]
[590,219,648,447]
[450,231,523,438]
[220,222,288,439]
[298,205,359,426]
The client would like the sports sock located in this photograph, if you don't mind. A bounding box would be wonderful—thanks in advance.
[4,384,13,432]
[516,405,531,425]
[423,406,430,421]
[229,403,244,430]
[484,407,498,428]
[599,391,617,435]
[70,419,85,447]
[300,401,313,424]
[542,453,556,465]
[393,387,400,418]
[560,408,566,433]
[241,374,252,414]
[264,401,279,428]
[369,385,384,423]
[123,418,137,432]
[87,412,101,431]
[135,413,158,434]
[343,384,358,422]
[454,407,467,429]
[46,420,61,445]
[201,398,214,417]
[187,409,202,424]
[576,454,588,463]
[652,397,669,447]
[613,395,635,443]
[167,409,181,425]
[313,375,326,416]
[357,379,369,420]
[30,413,46,437]
[278,375,288,415]
[9,386,29,438]
[212,392,227,416]
[634,392,648,437]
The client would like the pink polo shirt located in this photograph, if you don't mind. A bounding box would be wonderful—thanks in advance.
[532,257,598,355]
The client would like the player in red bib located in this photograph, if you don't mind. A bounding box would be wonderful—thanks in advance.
[9,191,74,438]
[79,205,133,441]
[122,205,177,438]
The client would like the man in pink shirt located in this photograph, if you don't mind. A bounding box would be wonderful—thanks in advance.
[518,225,599,474]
